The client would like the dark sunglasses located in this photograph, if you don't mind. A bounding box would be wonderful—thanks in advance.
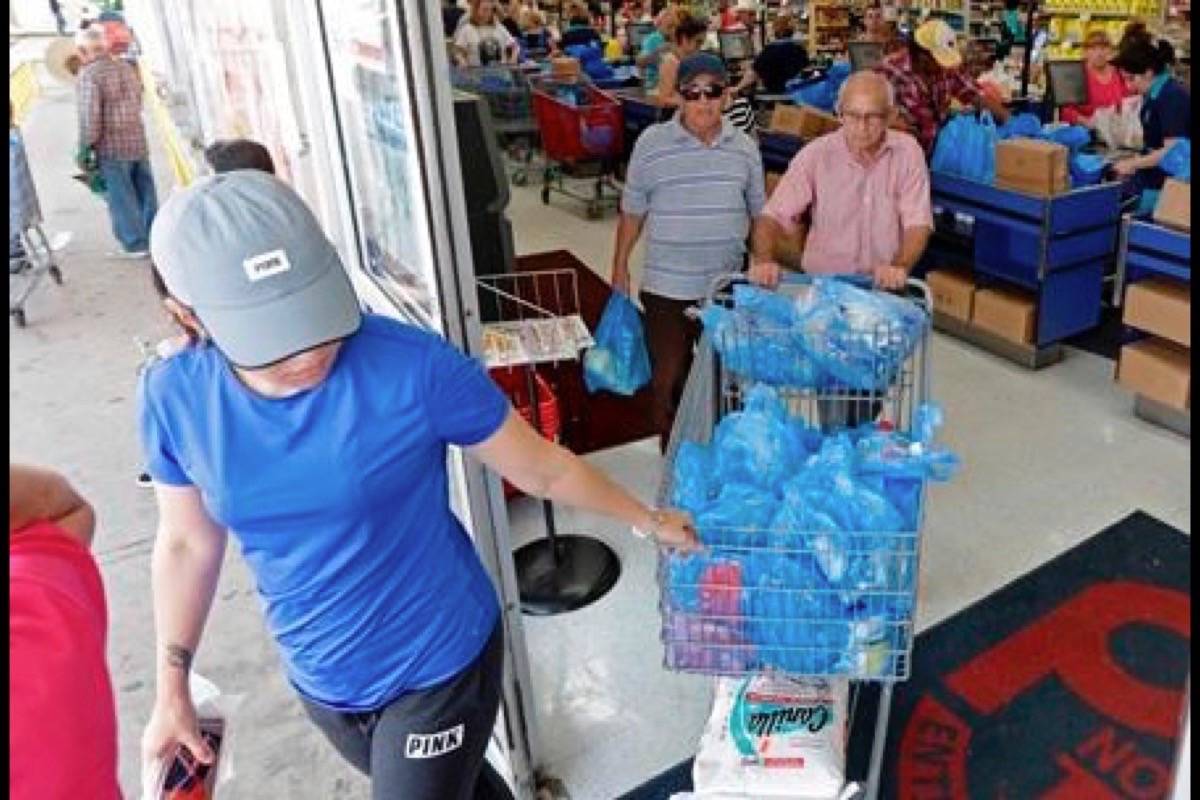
[681,83,727,101]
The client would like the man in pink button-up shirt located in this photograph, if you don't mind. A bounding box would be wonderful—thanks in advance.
[750,71,933,290]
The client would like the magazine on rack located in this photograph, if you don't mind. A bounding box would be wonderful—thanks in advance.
[481,315,594,368]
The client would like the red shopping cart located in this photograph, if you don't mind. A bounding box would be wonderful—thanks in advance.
[531,81,624,219]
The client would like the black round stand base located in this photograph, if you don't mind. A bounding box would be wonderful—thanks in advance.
[514,535,622,615]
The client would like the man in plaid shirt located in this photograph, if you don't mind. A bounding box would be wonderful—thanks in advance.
[76,26,157,258]
[875,19,1010,157]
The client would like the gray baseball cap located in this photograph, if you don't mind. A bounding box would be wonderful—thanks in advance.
[149,170,361,369]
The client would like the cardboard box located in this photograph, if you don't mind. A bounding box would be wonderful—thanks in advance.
[1123,277,1191,347]
[972,285,1037,344]
[765,171,783,198]
[926,269,976,322]
[995,139,1070,196]
[550,56,581,81]
[770,104,840,140]
[1117,337,1191,409]
[1153,178,1191,232]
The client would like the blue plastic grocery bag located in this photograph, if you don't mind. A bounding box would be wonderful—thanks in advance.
[1069,152,1106,188]
[583,291,652,395]
[1045,124,1091,152]
[1160,138,1191,182]
[931,112,997,183]
[997,112,1042,140]
[789,62,850,113]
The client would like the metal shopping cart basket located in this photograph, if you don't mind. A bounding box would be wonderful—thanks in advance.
[451,65,538,186]
[656,273,934,800]
[531,81,624,219]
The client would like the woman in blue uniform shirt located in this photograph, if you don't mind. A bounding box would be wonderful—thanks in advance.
[1110,36,1190,204]
[137,171,698,799]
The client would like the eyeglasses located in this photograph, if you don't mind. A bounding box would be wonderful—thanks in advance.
[681,83,726,101]
[839,110,888,126]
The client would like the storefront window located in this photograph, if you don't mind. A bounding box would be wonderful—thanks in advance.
[317,0,441,325]
[174,1,306,185]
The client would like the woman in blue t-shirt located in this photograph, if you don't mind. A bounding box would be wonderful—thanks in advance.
[137,171,697,799]
[1110,37,1191,197]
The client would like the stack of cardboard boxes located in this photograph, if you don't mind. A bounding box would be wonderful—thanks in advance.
[994,139,1071,196]
[926,270,1039,346]
[1153,179,1191,233]
[1117,276,1191,412]
[1116,177,1191,414]
[767,104,841,142]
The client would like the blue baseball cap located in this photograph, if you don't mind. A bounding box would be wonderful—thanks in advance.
[676,52,728,91]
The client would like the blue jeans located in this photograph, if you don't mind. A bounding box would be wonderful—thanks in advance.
[99,158,158,252]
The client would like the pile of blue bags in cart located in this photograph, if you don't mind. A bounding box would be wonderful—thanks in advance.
[931,110,1111,188]
[663,385,960,676]
[699,279,929,391]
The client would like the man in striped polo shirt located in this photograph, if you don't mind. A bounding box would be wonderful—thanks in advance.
[611,52,766,452]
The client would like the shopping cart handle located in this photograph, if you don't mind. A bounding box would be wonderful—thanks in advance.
[704,271,933,311]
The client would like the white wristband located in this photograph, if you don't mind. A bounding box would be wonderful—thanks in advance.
[632,510,665,542]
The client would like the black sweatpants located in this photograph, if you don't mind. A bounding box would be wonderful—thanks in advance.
[302,622,505,800]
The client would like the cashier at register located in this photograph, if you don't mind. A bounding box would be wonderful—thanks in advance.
[1109,36,1191,200]
[875,19,1011,156]
[749,71,932,291]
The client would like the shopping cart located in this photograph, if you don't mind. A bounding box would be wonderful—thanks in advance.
[451,65,538,185]
[9,128,65,328]
[531,81,624,219]
[656,273,934,800]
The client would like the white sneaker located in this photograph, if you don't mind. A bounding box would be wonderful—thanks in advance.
[108,249,150,260]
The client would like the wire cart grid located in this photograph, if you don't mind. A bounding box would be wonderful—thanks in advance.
[655,274,935,800]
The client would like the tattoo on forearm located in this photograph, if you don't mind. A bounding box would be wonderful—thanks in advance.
[165,644,194,671]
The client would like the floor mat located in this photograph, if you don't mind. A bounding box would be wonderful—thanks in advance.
[619,511,1190,799]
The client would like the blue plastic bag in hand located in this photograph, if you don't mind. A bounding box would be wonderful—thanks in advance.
[1161,138,1191,182]
[932,112,998,183]
[583,291,652,395]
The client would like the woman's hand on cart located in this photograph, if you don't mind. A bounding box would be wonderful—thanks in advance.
[643,508,701,552]
[872,264,908,291]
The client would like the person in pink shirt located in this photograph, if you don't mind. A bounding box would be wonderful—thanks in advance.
[10,463,121,800]
[1061,30,1130,127]
[750,71,933,290]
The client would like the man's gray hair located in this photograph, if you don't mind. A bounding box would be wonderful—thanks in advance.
[835,71,895,112]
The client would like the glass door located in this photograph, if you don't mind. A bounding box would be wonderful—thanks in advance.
[311,2,539,795]
[314,0,441,329]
